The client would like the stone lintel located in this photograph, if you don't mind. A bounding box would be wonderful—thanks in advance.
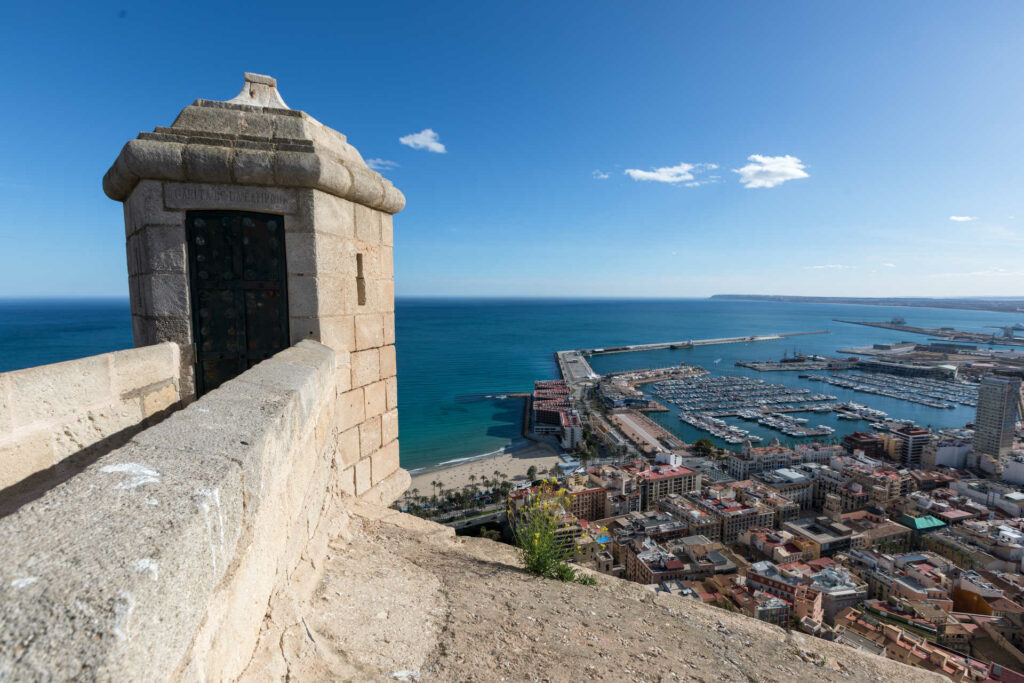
[163,183,298,214]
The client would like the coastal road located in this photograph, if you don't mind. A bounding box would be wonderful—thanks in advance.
[441,507,505,530]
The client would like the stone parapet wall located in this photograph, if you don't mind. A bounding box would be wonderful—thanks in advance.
[0,340,408,680]
[0,342,181,494]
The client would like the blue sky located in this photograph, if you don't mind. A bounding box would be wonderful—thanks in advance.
[1,1,1021,298]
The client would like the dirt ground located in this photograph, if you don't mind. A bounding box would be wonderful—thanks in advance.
[241,499,942,682]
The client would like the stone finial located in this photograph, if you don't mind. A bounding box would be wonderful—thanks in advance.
[227,72,289,109]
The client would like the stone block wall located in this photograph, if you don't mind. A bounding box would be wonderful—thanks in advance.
[0,342,181,493]
[0,340,405,680]
[301,189,399,497]
[122,179,402,495]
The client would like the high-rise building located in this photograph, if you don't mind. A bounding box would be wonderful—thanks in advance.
[974,376,1022,461]
[891,426,931,468]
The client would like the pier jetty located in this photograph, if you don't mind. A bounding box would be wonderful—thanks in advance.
[565,330,829,360]
[835,319,1024,348]
[555,331,830,390]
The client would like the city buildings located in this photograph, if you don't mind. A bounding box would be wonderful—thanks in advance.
[784,517,854,557]
[835,607,993,680]
[729,480,801,526]
[657,493,723,541]
[725,442,841,480]
[754,467,815,509]
[739,528,815,564]
[563,473,607,521]
[531,379,584,450]
[975,376,1022,462]
[744,559,865,625]
[892,426,933,468]
[510,360,1024,680]
[623,534,737,585]
[623,461,702,511]
[686,490,776,544]
[840,507,912,553]
[843,431,886,460]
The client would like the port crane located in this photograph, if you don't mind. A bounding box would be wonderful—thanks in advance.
[984,325,1024,338]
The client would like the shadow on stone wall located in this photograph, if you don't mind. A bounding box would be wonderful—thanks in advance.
[0,402,179,518]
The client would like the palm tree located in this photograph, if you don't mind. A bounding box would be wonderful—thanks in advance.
[468,474,477,488]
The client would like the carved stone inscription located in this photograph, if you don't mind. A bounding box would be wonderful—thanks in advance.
[164,183,297,214]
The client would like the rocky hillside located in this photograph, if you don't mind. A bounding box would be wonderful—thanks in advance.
[241,500,941,682]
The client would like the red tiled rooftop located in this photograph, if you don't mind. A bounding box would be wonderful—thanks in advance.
[636,465,695,480]
[987,597,1024,613]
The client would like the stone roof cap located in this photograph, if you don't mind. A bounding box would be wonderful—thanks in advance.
[227,73,289,109]
[103,73,405,214]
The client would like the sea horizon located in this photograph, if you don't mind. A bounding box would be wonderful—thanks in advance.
[4,296,1021,471]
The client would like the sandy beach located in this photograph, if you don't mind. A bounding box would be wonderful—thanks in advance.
[406,441,563,497]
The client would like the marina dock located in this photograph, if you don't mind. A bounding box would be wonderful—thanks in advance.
[735,358,856,372]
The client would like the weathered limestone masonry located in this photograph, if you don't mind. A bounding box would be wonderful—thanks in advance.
[0,74,411,679]
[0,341,351,680]
[102,72,406,502]
[0,342,181,494]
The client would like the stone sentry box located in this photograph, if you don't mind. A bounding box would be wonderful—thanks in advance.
[103,73,403,494]
[104,72,402,405]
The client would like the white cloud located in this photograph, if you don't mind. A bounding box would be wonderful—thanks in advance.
[882,263,896,268]
[949,215,977,222]
[592,170,610,180]
[624,162,717,185]
[929,266,1024,279]
[805,264,850,270]
[684,174,721,188]
[366,158,399,171]
[399,128,447,153]
[626,162,695,183]
[733,154,809,188]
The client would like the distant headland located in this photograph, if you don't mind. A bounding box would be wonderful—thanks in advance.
[711,294,1024,315]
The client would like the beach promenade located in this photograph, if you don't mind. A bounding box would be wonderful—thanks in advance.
[407,441,561,495]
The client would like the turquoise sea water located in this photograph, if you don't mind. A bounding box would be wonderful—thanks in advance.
[395,298,1024,469]
[3,297,1023,470]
